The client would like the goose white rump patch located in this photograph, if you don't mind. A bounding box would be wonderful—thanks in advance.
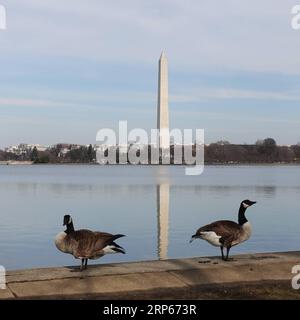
[199,231,222,247]
[103,245,118,254]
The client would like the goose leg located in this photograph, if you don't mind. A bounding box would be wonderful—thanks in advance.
[80,259,85,271]
[84,259,88,270]
[225,247,231,261]
[220,246,225,260]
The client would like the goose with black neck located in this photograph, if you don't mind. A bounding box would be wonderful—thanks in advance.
[55,214,126,271]
[190,200,257,261]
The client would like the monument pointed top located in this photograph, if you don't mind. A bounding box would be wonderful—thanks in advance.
[160,51,167,60]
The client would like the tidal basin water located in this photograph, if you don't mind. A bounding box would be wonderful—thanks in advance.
[0,165,299,270]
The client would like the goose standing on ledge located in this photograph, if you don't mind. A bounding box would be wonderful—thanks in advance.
[190,200,256,261]
[55,215,126,271]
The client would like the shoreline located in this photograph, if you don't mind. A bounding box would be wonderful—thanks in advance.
[1,162,300,166]
[1,251,300,300]
[0,161,33,165]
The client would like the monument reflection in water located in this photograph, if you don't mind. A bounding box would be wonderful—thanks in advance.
[156,183,170,260]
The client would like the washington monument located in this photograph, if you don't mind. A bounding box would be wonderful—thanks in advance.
[157,52,170,149]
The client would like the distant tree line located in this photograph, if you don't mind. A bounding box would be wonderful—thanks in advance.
[102,138,300,164]
[204,138,300,164]
[1,138,300,164]
[0,144,96,164]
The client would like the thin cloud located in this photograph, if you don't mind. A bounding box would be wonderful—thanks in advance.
[170,88,300,102]
[1,0,300,146]
[2,0,300,73]
[0,98,75,108]
[2,85,299,111]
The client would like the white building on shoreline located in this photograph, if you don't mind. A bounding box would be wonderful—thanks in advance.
[5,144,49,156]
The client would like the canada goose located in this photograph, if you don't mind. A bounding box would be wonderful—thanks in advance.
[190,200,256,261]
[55,215,126,271]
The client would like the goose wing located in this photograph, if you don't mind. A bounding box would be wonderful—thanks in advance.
[91,232,125,252]
[196,220,241,246]
[70,230,125,258]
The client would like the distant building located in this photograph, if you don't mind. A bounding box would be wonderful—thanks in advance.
[70,144,82,150]
[32,144,48,152]
[58,148,70,158]
[5,145,18,154]
[5,144,48,155]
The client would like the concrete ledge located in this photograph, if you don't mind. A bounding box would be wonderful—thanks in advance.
[2,251,300,299]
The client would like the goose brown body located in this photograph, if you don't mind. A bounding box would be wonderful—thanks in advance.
[190,200,256,261]
[55,215,125,270]
[56,230,125,259]
[195,220,250,248]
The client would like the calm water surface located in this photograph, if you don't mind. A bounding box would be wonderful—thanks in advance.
[0,165,299,270]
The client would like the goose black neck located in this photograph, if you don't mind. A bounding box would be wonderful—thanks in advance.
[238,204,248,225]
[65,222,75,234]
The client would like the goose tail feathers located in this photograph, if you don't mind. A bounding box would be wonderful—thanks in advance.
[112,234,126,241]
[106,235,126,254]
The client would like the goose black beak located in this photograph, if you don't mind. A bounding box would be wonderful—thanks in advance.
[250,201,257,206]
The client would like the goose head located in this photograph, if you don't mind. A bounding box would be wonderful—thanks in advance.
[63,214,73,226]
[238,200,256,226]
[241,199,256,209]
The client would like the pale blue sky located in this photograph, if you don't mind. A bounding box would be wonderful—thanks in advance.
[0,0,300,148]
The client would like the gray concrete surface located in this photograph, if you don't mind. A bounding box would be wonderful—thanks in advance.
[1,251,300,299]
